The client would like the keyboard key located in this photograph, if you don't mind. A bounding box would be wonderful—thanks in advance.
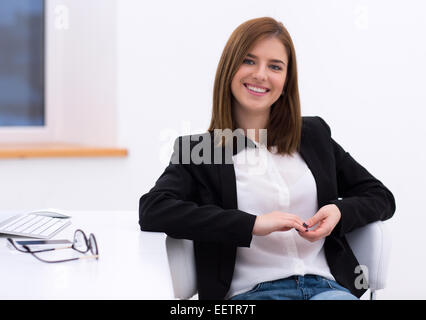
[26,217,52,234]
[1,215,34,232]
[34,218,61,235]
[39,219,68,237]
[14,215,44,233]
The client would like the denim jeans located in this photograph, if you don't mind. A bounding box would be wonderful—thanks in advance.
[229,274,358,300]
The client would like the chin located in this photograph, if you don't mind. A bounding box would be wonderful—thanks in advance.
[242,103,271,114]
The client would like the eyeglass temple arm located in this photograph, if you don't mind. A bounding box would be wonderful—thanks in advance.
[26,251,99,263]
[7,239,72,253]
[78,254,99,260]
[29,245,73,253]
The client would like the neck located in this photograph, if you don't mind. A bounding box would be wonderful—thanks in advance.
[233,105,269,143]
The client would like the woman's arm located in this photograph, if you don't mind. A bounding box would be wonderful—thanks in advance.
[139,137,257,247]
[317,116,396,237]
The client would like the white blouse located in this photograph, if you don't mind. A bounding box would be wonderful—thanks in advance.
[226,142,335,299]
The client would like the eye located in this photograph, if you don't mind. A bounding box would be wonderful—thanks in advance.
[243,59,282,71]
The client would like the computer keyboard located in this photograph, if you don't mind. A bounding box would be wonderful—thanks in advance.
[0,213,71,239]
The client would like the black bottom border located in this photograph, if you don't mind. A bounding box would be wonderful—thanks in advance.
[1,299,423,318]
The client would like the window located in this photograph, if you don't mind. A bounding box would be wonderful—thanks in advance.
[0,0,44,127]
[0,0,127,158]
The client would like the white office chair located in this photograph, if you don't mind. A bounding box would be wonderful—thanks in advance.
[165,221,391,300]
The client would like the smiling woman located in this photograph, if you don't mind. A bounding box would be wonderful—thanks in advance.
[139,17,396,301]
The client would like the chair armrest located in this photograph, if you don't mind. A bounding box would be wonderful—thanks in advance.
[165,236,197,299]
[165,221,391,298]
[345,221,391,291]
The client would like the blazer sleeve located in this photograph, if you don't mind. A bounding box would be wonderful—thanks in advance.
[317,117,396,237]
[138,137,257,247]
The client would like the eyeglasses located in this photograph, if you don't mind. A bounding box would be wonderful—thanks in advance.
[7,229,99,263]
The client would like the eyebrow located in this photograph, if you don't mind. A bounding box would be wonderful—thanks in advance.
[246,53,287,65]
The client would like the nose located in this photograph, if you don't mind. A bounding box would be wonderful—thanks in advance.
[252,64,267,81]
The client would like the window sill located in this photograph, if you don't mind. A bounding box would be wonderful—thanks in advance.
[0,143,128,159]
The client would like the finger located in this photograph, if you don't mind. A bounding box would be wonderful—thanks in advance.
[289,216,307,232]
[303,221,333,240]
[284,214,304,226]
[289,213,305,222]
[289,223,306,233]
[299,224,328,241]
[305,210,326,228]
[294,221,308,233]
[282,222,305,233]
[277,218,305,233]
[291,219,308,233]
[298,231,317,242]
[299,230,323,242]
[279,215,306,232]
[295,228,308,234]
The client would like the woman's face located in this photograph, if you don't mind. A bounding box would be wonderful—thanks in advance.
[231,36,288,118]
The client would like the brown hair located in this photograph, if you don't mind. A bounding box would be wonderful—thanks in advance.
[208,17,302,155]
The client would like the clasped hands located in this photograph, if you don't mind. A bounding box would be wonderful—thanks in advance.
[252,204,341,242]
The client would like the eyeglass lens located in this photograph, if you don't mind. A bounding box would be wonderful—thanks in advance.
[73,230,88,253]
[89,233,98,255]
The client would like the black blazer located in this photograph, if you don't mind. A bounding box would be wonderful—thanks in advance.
[139,116,396,299]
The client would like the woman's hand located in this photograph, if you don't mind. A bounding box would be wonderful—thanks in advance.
[299,204,342,242]
[252,211,307,236]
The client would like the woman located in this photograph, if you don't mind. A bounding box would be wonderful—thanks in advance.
[139,17,396,300]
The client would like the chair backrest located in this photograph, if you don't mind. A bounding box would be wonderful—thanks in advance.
[166,221,391,299]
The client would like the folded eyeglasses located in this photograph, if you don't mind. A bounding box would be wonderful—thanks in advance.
[7,229,99,263]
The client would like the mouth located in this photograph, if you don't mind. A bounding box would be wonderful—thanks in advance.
[243,83,270,96]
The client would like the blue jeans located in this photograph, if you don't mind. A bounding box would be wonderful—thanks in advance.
[229,274,358,300]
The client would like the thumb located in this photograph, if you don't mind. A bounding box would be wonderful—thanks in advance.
[305,210,326,228]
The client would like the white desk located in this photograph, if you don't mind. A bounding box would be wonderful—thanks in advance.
[0,211,174,299]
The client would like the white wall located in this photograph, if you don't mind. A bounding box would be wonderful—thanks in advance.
[1,0,425,299]
[46,0,118,146]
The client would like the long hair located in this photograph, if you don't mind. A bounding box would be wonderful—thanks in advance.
[208,17,302,155]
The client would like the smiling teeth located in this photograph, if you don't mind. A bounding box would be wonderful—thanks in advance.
[247,85,267,93]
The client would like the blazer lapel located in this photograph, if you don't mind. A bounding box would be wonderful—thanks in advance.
[217,156,238,286]
[217,133,256,210]
[299,123,328,208]
[219,162,238,210]
[217,138,258,285]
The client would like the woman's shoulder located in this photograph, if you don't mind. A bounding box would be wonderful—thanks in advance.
[172,132,214,148]
[302,116,332,137]
[170,132,216,165]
